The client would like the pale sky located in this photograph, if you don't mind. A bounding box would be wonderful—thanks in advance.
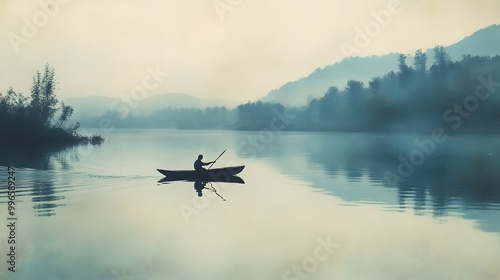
[1,0,499,102]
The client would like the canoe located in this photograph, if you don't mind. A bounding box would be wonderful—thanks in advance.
[158,175,245,184]
[157,165,245,181]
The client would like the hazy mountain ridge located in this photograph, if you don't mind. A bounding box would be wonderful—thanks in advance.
[66,25,500,118]
[65,92,237,119]
[445,24,500,59]
[262,24,500,106]
[262,54,400,106]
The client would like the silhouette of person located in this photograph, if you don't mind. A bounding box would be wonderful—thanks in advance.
[194,180,208,197]
[194,154,213,172]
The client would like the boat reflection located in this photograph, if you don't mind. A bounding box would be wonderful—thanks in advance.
[158,175,244,199]
[193,180,227,200]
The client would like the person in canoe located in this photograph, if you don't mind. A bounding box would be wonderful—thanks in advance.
[194,154,214,172]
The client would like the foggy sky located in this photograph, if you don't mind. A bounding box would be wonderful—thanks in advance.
[0,0,499,102]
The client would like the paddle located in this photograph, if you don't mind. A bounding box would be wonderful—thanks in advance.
[207,150,226,170]
[206,150,227,201]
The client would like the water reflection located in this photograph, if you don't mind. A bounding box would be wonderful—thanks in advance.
[29,171,65,217]
[0,145,80,216]
[0,130,499,279]
[238,132,500,224]
[158,176,244,199]
[6,162,500,280]
[194,180,207,196]
[1,131,499,224]
[194,181,227,200]
[0,145,54,170]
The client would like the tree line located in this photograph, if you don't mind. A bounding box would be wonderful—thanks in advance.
[79,106,236,129]
[78,46,500,133]
[239,47,500,133]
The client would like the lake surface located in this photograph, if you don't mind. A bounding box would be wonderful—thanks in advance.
[1,129,500,279]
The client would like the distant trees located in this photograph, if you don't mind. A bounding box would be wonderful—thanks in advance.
[413,49,427,74]
[432,46,452,71]
[236,101,286,130]
[288,47,500,133]
[75,47,500,134]
[345,80,364,98]
[397,54,413,82]
[0,64,102,146]
[81,106,236,129]
[230,47,500,133]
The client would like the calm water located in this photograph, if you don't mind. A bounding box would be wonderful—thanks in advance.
[1,129,500,279]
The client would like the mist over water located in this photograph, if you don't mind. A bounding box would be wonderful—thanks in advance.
[0,129,499,279]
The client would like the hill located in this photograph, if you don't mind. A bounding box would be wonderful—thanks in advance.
[262,24,500,107]
[65,92,237,120]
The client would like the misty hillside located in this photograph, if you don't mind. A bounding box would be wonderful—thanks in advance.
[263,24,500,107]
[262,54,400,106]
[65,92,236,119]
[246,50,500,133]
[75,49,500,132]
[445,24,500,59]
[64,95,114,118]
